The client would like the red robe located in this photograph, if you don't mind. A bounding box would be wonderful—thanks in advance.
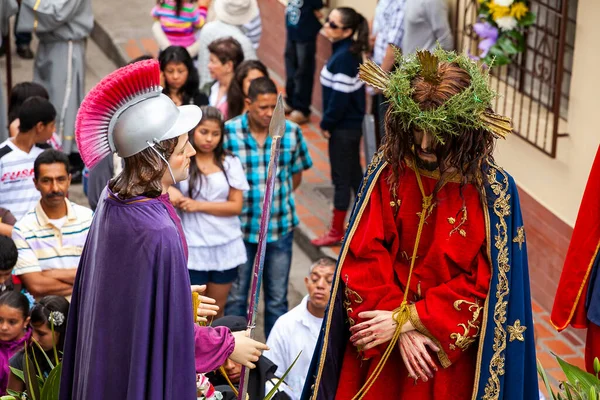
[336,163,491,399]
[551,145,600,372]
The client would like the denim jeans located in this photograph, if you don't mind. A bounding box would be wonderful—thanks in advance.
[284,38,316,116]
[329,128,364,211]
[225,231,294,338]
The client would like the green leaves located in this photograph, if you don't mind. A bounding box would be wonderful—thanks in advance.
[264,351,302,400]
[538,358,558,400]
[556,355,600,394]
[520,12,537,27]
[537,354,600,399]
[9,338,62,400]
[40,363,62,400]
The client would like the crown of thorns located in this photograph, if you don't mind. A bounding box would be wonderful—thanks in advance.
[359,47,511,143]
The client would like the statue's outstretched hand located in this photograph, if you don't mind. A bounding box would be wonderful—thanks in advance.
[230,330,269,369]
[398,331,440,382]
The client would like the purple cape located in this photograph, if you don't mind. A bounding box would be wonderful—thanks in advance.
[60,187,198,399]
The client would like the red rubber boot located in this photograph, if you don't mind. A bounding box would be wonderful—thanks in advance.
[311,209,347,247]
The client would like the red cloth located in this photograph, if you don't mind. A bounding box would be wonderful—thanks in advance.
[551,146,600,331]
[335,164,491,400]
[586,322,600,373]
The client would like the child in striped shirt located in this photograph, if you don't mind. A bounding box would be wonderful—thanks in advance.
[152,0,209,50]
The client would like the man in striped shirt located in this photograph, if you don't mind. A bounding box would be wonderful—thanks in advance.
[12,149,93,298]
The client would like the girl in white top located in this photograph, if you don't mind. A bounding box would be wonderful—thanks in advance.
[169,106,249,317]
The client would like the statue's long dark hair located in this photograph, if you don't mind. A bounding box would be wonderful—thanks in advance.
[383,61,496,198]
[187,106,231,199]
[110,137,178,199]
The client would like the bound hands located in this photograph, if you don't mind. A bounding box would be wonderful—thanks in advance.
[191,285,219,323]
[398,331,440,382]
[230,330,270,369]
[349,310,415,350]
[349,310,440,382]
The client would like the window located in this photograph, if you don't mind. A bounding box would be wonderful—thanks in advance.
[453,0,578,158]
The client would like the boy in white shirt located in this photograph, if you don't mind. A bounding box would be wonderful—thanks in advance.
[0,97,56,221]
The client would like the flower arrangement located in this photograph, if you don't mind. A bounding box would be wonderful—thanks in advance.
[473,0,536,66]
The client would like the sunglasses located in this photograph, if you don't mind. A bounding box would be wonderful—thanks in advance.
[325,18,346,30]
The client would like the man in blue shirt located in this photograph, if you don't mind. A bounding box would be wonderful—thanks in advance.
[224,77,313,338]
[284,0,323,125]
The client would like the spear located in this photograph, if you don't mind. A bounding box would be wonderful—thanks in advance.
[237,94,287,400]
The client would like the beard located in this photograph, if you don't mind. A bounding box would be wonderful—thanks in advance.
[414,149,439,172]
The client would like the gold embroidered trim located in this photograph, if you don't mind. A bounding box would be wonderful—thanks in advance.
[357,152,384,200]
[408,304,452,368]
[343,275,364,327]
[449,299,483,351]
[390,199,402,216]
[507,320,526,342]
[449,207,468,237]
[482,162,512,400]
[470,185,493,400]
[513,226,525,250]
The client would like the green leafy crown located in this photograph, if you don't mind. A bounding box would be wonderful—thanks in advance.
[360,47,511,144]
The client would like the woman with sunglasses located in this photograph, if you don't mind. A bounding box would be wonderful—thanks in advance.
[312,7,369,247]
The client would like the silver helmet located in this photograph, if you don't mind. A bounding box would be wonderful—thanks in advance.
[108,92,201,158]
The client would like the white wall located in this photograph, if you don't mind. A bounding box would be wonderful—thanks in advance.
[494,0,600,226]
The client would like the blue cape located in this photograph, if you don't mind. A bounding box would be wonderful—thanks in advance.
[301,154,538,400]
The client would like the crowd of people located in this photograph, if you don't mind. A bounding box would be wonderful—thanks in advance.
[0,0,556,399]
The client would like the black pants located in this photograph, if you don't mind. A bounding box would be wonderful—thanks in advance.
[329,128,363,211]
[284,38,316,116]
[14,9,32,47]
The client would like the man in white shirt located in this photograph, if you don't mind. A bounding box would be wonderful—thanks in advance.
[265,257,336,400]
[12,149,93,298]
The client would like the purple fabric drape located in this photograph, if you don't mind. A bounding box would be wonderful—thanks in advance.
[60,187,232,399]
